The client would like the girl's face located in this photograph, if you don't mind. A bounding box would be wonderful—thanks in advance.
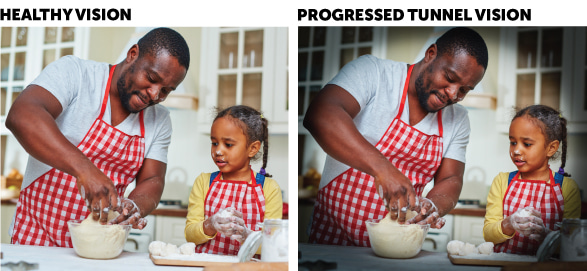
[509,116,559,179]
[210,117,260,181]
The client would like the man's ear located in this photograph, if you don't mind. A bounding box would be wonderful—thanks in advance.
[424,44,438,63]
[546,140,560,158]
[126,44,139,63]
[248,140,261,158]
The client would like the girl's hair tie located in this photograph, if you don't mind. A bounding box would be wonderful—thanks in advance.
[558,167,565,175]
[260,167,266,176]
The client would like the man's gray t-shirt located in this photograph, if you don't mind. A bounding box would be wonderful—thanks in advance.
[319,55,470,189]
[21,55,172,189]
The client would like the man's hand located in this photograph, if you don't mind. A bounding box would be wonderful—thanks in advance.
[406,197,446,229]
[109,197,147,229]
[76,167,119,224]
[373,169,418,223]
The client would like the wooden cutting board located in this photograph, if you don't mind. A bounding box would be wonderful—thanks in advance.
[150,254,238,267]
[448,254,537,266]
[203,262,288,271]
[150,254,288,270]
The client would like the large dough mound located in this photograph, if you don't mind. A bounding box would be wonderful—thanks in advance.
[70,210,128,259]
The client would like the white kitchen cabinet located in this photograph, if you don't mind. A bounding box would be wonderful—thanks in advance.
[453,215,486,246]
[1,203,16,243]
[497,27,587,133]
[198,27,288,134]
[154,216,187,246]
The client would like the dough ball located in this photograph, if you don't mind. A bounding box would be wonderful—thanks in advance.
[518,209,532,217]
[447,240,464,255]
[160,243,179,257]
[477,242,494,255]
[179,242,196,255]
[148,241,166,256]
[459,242,479,256]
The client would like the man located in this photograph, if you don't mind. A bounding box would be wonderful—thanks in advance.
[304,27,488,246]
[6,27,190,247]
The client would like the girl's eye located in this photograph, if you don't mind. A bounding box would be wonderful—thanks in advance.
[226,144,233,148]
[524,143,531,147]
[510,142,516,146]
[211,142,218,146]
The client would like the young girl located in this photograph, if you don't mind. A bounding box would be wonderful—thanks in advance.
[483,105,581,255]
[185,105,283,256]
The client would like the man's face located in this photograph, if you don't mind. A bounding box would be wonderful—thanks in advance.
[415,50,485,113]
[117,51,186,113]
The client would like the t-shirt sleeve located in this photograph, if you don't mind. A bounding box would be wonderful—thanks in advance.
[328,55,381,111]
[145,107,172,163]
[185,173,215,244]
[483,172,514,244]
[30,55,82,113]
[562,177,581,219]
[443,106,470,163]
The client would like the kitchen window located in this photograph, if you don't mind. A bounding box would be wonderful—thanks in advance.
[1,27,89,174]
[497,27,587,132]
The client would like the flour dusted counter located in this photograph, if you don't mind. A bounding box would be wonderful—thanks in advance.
[1,244,200,271]
[298,243,500,271]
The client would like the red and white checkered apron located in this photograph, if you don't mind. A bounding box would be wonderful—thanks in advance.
[11,65,146,247]
[309,65,444,246]
[495,170,564,255]
[195,170,265,255]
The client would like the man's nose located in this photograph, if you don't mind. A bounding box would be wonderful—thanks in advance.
[445,86,460,102]
[146,87,161,101]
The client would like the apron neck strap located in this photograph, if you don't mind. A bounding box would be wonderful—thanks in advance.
[99,65,116,119]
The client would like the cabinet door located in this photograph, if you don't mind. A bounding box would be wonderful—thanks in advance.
[497,27,587,133]
[155,216,187,246]
[199,27,288,133]
[453,215,486,246]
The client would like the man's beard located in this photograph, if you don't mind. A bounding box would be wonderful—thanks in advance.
[414,71,452,113]
[116,64,150,113]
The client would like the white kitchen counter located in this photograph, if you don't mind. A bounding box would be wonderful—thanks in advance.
[298,243,501,271]
[0,244,201,270]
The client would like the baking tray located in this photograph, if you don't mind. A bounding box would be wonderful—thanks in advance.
[448,254,538,266]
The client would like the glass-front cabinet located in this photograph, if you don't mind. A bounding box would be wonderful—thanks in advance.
[497,27,587,132]
[1,27,88,175]
[199,27,288,134]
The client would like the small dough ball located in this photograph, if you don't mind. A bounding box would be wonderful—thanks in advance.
[477,242,494,255]
[160,243,179,257]
[447,240,464,255]
[459,242,478,256]
[179,242,196,255]
[148,241,166,256]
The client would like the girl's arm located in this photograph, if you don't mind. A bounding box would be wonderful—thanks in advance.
[185,173,216,244]
[262,178,284,221]
[483,172,514,244]
[562,177,581,219]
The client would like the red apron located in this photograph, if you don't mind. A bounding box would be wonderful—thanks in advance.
[309,65,444,246]
[195,170,266,255]
[495,170,564,255]
[11,65,146,247]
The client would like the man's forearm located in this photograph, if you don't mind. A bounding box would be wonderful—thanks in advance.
[426,177,462,217]
[128,177,164,217]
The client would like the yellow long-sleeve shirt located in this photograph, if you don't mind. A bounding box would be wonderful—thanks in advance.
[483,171,581,244]
[185,172,283,249]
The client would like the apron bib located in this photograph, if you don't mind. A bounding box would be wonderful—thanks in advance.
[11,65,146,247]
[495,170,564,255]
[195,169,266,255]
[309,65,444,246]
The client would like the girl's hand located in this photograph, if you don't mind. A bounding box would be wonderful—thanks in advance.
[203,207,245,237]
[502,206,544,236]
